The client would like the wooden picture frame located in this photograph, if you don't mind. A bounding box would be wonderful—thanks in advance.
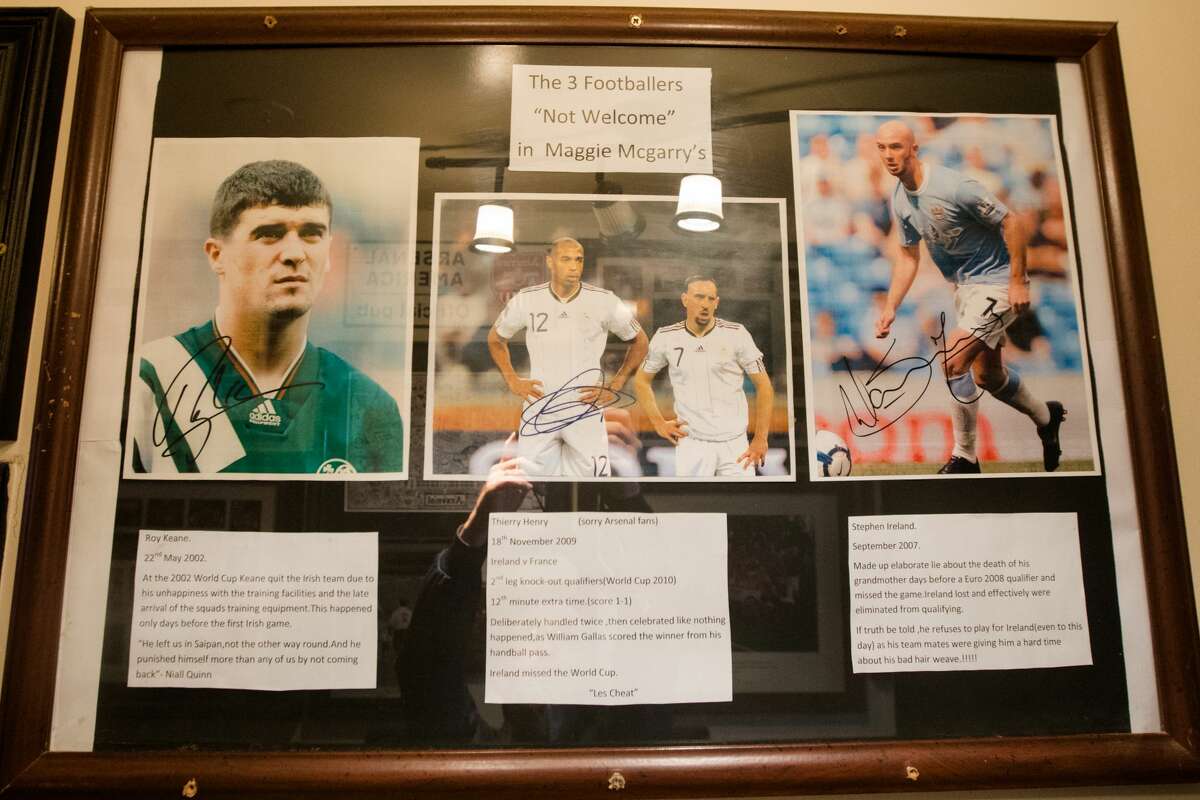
[0,8,72,442]
[2,7,1197,797]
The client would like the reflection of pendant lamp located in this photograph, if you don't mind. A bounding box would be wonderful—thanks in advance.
[674,174,723,232]
[592,174,646,243]
[422,156,514,254]
[471,203,514,253]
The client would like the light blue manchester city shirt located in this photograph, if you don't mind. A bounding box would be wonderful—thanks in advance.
[891,163,1011,285]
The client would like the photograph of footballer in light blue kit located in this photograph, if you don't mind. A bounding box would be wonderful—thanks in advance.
[123,138,418,480]
[789,111,1099,479]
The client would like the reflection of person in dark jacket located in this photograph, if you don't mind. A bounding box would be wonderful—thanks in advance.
[400,442,671,745]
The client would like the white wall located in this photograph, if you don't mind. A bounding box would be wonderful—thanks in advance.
[1,1,1197,797]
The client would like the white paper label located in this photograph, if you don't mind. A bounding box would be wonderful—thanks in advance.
[848,513,1091,673]
[128,530,377,690]
[509,65,713,173]
[486,513,730,704]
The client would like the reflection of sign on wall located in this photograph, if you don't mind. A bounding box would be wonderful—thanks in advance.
[345,243,409,328]
[354,245,474,340]
[346,241,479,331]
[416,246,470,334]
[490,250,546,305]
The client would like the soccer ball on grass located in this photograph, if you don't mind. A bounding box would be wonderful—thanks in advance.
[813,429,852,477]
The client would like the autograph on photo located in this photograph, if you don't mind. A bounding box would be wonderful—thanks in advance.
[518,368,636,437]
[151,336,323,462]
[837,305,1007,438]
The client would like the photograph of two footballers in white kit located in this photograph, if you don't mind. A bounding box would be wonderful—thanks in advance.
[424,194,796,482]
[122,137,418,481]
[790,110,1101,480]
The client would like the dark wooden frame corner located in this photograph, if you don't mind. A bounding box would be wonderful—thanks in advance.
[0,8,73,442]
[2,7,1197,797]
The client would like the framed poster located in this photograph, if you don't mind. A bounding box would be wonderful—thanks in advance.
[1,7,1196,798]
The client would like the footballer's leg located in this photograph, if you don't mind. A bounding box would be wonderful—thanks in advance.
[561,414,611,477]
[517,429,563,477]
[959,281,1064,471]
[714,435,754,477]
[938,326,989,474]
[674,436,718,477]
[977,348,1064,472]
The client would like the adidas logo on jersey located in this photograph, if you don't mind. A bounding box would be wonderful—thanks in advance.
[248,399,282,427]
[559,311,569,318]
[696,344,705,352]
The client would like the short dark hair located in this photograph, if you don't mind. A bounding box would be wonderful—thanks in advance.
[209,160,333,237]
[683,274,718,294]
[547,236,583,255]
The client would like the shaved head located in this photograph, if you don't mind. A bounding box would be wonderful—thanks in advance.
[875,120,921,186]
[876,120,915,147]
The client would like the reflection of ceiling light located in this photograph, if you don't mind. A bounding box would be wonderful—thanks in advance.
[592,175,645,243]
[675,174,723,232]
[593,199,646,242]
[471,203,514,254]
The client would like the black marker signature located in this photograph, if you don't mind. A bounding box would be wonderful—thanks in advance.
[519,368,636,436]
[837,301,1008,438]
[152,336,323,464]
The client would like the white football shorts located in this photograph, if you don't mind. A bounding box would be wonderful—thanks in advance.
[954,282,1016,349]
[517,411,611,477]
[674,434,754,477]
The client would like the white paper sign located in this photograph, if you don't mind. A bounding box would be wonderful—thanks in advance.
[128,530,377,690]
[848,513,1091,673]
[509,65,713,173]
[486,513,730,704]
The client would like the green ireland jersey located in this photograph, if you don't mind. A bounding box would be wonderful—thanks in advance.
[129,320,404,476]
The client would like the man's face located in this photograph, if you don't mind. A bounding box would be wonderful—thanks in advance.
[545,241,585,291]
[875,124,918,178]
[206,204,332,321]
[681,280,719,327]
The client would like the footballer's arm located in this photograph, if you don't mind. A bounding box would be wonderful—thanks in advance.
[487,326,543,401]
[738,371,775,468]
[876,243,921,339]
[1002,213,1031,314]
[634,368,687,444]
[612,328,649,392]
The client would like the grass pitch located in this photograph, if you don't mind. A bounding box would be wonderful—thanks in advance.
[851,459,1095,477]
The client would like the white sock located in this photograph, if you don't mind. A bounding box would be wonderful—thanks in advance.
[947,372,980,462]
[991,368,1050,427]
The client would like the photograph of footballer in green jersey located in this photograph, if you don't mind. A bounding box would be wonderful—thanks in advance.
[123,138,418,480]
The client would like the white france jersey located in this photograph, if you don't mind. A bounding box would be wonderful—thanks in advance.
[493,282,642,393]
[642,319,765,441]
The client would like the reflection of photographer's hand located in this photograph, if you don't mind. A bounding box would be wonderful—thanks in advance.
[603,407,641,450]
[459,435,532,548]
